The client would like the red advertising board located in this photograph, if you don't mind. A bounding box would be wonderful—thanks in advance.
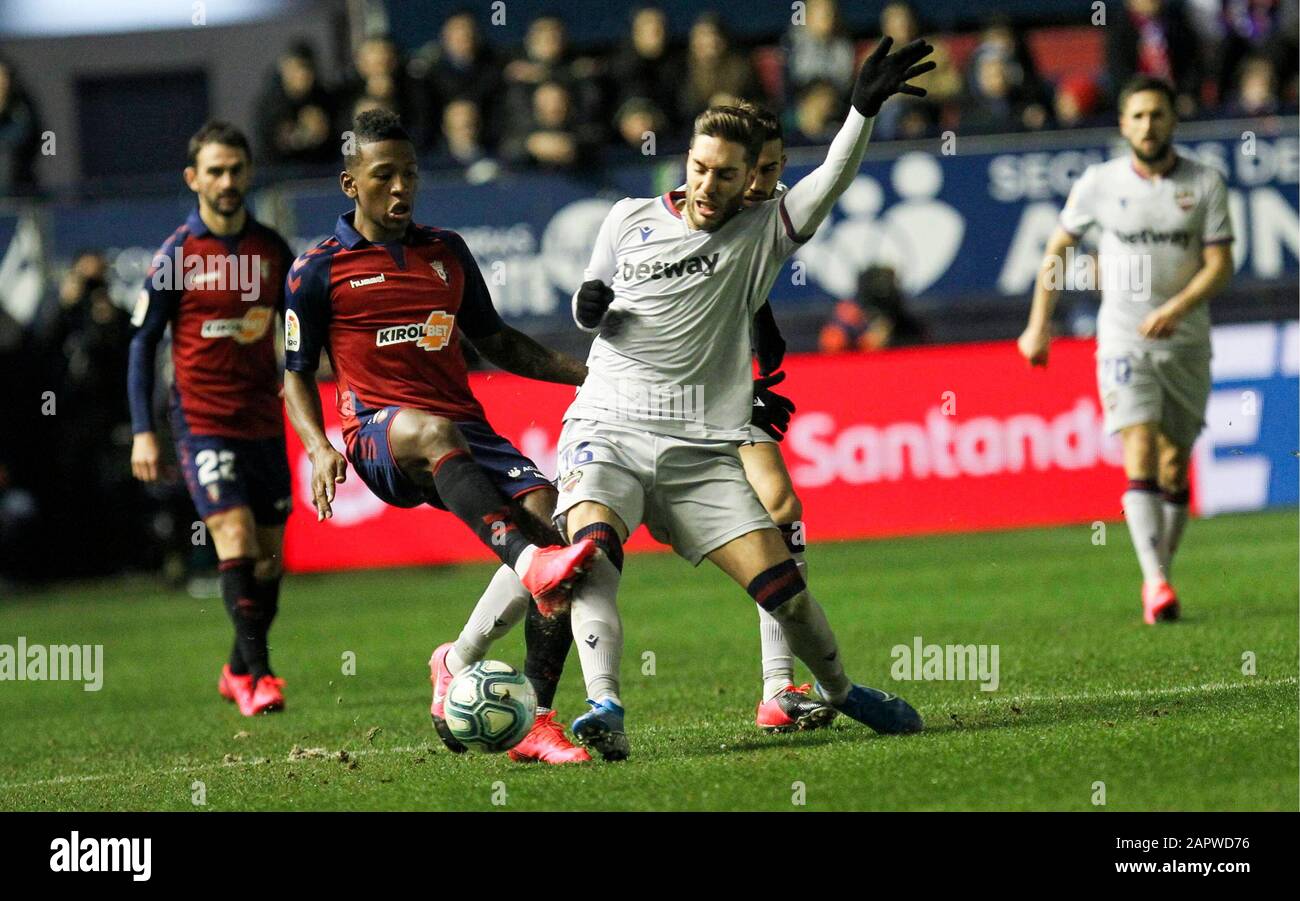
[284,338,1134,573]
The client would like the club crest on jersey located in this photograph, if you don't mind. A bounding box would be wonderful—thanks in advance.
[429,260,448,284]
[1175,186,1196,211]
[200,306,273,344]
[375,309,456,351]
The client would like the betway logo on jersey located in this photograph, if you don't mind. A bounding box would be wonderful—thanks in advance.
[619,252,719,282]
[199,306,273,344]
[1111,227,1193,249]
[376,310,456,351]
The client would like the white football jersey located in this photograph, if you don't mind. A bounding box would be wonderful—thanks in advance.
[565,190,804,440]
[1059,153,1233,354]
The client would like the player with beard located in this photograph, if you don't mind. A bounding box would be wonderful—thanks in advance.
[1018,75,1234,624]
[129,121,295,716]
[283,110,598,763]
[557,38,934,760]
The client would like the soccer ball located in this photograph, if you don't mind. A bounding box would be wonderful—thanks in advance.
[443,660,537,753]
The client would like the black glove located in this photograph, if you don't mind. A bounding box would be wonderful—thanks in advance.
[575,279,615,329]
[752,302,786,377]
[850,36,936,118]
[752,371,796,442]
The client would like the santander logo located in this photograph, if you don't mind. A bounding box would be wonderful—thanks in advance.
[788,397,1123,487]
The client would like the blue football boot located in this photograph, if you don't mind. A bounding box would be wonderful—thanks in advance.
[818,683,923,734]
[571,698,630,761]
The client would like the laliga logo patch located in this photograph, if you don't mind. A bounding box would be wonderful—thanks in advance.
[559,469,583,492]
[285,309,300,351]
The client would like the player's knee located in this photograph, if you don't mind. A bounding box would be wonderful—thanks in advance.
[208,514,256,557]
[764,487,802,527]
[414,415,464,462]
[746,558,806,615]
[1159,450,1189,493]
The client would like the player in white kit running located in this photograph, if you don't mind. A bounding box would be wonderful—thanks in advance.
[1017,76,1234,625]
[555,38,936,760]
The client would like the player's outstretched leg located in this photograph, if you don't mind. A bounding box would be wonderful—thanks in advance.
[740,441,833,732]
[565,516,630,761]
[710,529,922,736]
[389,409,596,610]
[431,489,590,761]
[1119,424,1178,624]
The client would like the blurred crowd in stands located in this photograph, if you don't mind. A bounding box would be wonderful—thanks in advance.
[2,0,1298,193]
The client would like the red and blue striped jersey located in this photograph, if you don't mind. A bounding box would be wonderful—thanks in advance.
[283,212,505,446]
[128,208,292,439]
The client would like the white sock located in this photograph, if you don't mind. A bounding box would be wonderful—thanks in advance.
[448,565,530,673]
[511,544,538,583]
[758,604,795,700]
[1123,484,1166,584]
[1160,499,1189,579]
[569,552,623,706]
[767,589,849,704]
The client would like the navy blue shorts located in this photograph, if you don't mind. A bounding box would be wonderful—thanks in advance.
[177,434,292,525]
[347,407,552,510]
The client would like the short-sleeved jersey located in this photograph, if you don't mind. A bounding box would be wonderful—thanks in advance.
[128,208,293,439]
[566,190,806,441]
[1059,154,1233,354]
[283,212,505,446]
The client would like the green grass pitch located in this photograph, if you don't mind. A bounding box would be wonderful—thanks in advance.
[1,509,1295,811]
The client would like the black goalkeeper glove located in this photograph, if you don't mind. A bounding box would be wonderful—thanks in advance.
[752,371,796,442]
[575,279,615,329]
[752,302,787,377]
[850,36,936,118]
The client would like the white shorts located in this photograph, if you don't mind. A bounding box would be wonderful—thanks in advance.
[1097,348,1212,449]
[554,419,775,565]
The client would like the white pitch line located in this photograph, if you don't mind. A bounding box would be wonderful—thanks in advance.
[0,743,435,792]
[959,676,1298,707]
[1,677,1295,793]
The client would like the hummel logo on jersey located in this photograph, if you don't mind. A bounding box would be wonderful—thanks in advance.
[350,273,386,288]
[619,251,719,282]
[375,310,456,351]
[638,226,655,242]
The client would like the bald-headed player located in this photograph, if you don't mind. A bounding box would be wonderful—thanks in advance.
[283,110,598,763]
[1018,75,1234,624]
